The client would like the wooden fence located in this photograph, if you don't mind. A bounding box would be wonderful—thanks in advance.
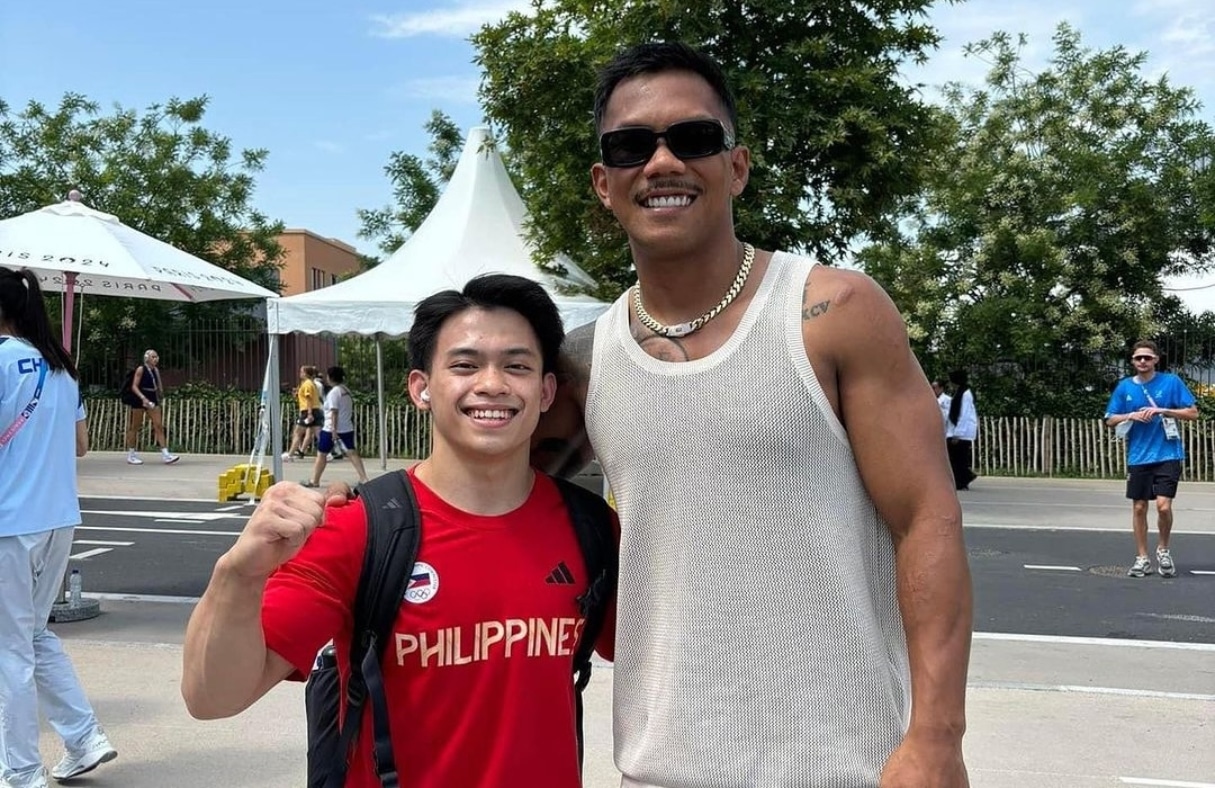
[975,416,1215,479]
[87,399,433,459]
[87,401,1215,479]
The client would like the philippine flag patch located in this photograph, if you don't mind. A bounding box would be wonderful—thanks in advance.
[405,561,439,605]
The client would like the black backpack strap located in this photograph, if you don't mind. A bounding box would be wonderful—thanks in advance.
[550,475,618,770]
[328,471,421,788]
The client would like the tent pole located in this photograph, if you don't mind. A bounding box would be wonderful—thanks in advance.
[62,272,77,353]
[268,322,283,484]
[376,335,387,470]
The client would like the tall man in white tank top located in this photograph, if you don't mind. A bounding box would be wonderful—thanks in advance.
[532,42,973,788]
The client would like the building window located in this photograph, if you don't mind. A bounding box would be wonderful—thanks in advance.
[311,268,325,290]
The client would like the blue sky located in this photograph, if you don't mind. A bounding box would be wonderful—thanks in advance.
[2,0,1212,257]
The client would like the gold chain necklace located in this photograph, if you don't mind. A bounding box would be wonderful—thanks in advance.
[633,243,755,339]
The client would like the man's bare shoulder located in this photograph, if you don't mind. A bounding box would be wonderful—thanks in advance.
[560,321,596,379]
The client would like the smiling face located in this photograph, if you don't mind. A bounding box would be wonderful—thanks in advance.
[409,307,556,464]
[591,69,750,259]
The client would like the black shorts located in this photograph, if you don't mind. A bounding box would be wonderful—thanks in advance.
[1126,460,1182,501]
[296,409,323,428]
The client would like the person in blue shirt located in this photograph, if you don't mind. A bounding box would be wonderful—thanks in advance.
[1104,340,1199,577]
[0,267,117,788]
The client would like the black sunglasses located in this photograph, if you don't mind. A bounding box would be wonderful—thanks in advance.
[599,119,736,168]
[1132,355,1156,361]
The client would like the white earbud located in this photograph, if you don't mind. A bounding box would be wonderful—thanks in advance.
[420,389,430,403]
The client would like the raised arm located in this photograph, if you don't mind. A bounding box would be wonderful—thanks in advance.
[182,484,324,719]
[810,268,971,786]
[531,321,596,478]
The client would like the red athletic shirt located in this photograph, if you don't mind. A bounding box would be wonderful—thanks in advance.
[261,469,616,788]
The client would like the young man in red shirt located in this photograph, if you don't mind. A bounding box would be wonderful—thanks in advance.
[182,274,615,787]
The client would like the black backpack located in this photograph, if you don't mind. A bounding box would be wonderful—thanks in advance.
[118,366,141,406]
[304,470,617,788]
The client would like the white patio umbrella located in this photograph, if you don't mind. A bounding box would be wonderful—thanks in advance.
[0,191,278,351]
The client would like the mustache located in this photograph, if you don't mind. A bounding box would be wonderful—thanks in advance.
[636,180,702,200]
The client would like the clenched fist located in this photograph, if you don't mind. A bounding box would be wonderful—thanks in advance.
[222,482,327,580]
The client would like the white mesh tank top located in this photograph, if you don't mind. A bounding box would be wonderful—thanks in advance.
[586,251,909,788]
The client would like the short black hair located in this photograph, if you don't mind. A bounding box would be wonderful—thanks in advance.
[593,42,739,135]
[326,366,345,384]
[409,274,565,374]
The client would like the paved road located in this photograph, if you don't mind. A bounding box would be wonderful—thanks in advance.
[50,460,1215,786]
[74,496,1215,643]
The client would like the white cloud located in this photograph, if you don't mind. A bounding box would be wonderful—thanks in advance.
[313,140,345,154]
[370,0,532,39]
[388,75,481,102]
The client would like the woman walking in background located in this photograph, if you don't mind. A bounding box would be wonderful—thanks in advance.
[0,267,117,788]
[947,369,979,490]
[123,348,179,465]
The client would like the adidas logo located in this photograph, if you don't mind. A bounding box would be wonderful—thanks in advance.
[381,497,403,510]
[545,561,575,585]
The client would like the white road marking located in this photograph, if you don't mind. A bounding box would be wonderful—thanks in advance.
[154,518,207,524]
[72,540,134,546]
[1023,564,1082,571]
[76,525,241,537]
[1192,570,1215,576]
[83,592,199,604]
[215,504,248,511]
[69,548,114,560]
[1120,778,1215,787]
[82,509,245,520]
[1139,613,1215,624]
[970,680,1215,702]
[974,632,1215,652]
[967,522,1211,534]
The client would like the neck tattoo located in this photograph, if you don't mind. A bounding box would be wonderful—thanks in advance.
[633,242,755,339]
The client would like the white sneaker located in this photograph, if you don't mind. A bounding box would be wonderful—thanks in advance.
[162,453,180,465]
[126,454,143,465]
[51,729,117,781]
[281,451,293,462]
[1157,547,1177,577]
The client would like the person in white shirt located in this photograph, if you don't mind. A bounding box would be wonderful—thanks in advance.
[932,380,952,438]
[0,267,117,788]
[303,366,368,488]
[946,369,979,490]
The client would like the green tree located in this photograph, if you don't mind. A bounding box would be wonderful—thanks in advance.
[356,110,463,257]
[860,24,1215,416]
[473,0,953,299]
[0,93,284,385]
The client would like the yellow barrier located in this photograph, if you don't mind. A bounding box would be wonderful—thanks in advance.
[218,464,275,502]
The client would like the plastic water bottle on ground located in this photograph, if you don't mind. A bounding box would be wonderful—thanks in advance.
[68,569,83,608]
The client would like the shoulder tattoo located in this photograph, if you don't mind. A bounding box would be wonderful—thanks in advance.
[801,283,831,321]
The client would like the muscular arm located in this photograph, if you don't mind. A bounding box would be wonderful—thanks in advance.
[182,485,321,719]
[531,321,596,477]
[181,557,294,719]
[812,270,971,762]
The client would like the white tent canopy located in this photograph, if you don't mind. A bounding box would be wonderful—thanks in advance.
[266,126,610,478]
[267,126,607,336]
